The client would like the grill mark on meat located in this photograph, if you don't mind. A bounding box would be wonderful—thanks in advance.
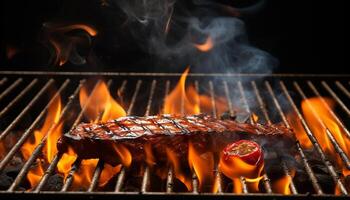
[149,117,172,135]
[130,116,154,135]
[163,115,190,134]
[57,114,296,166]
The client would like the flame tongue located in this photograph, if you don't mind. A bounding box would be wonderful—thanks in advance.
[188,141,215,192]
[194,36,214,52]
[163,68,200,115]
[79,81,126,122]
[290,97,350,194]
[21,92,62,189]
[166,147,192,191]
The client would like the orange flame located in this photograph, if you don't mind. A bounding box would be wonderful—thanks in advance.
[288,114,312,148]
[112,144,132,167]
[166,147,192,191]
[57,146,77,179]
[300,97,350,163]
[194,36,214,52]
[163,68,200,115]
[289,97,350,193]
[79,81,126,122]
[219,153,264,193]
[252,113,259,123]
[272,170,295,194]
[163,68,227,116]
[144,143,156,167]
[188,142,215,192]
[197,95,228,117]
[99,164,122,187]
[27,160,45,190]
[21,93,62,189]
[44,23,97,66]
[54,81,128,189]
[72,159,98,189]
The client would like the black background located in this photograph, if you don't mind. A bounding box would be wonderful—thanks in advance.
[0,0,346,73]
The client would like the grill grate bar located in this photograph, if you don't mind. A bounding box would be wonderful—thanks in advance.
[280,81,348,195]
[0,79,54,141]
[264,81,324,194]
[88,160,104,192]
[322,81,350,116]
[0,78,22,102]
[164,80,175,194]
[34,80,85,192]
[166,167,174,193]
[209,80,223,193]
[7,79,79,191]
[190,80,200,193]
[295,82,350,169]
[251,81,290,194]
[141,80,157,193]
[88,80,128,192]
[282,163,298,194]
[335,81,350,99]
[62,79,116,191]
[0,79,38,119]
[114,80,143,192]
[308,81,350,139]
[60,80,106,191]
[0,74,348,196]
[114,167,126,192]
[0,79,58,172]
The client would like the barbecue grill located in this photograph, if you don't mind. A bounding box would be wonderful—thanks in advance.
[0,71,349,199]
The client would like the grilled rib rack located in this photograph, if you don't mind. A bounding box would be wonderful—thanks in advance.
[0,71,349,199]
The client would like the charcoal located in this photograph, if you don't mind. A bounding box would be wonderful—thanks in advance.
[41,174,63,191]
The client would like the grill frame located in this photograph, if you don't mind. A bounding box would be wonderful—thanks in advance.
[0,71,349,198]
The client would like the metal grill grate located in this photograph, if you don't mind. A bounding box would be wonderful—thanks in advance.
[0,71,349,198]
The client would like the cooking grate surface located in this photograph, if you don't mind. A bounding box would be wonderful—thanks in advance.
[0,71,349,199]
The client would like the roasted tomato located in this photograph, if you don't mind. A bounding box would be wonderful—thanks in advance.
[219,140,264,179]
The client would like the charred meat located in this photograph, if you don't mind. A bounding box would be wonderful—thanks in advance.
[57,114,295,166]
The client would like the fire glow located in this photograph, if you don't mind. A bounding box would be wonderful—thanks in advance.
[56,80,128,189]
[21,93,62,189]
[290,97,350,193]
[44,23,97,66]
[15,69,321,194]
[194,36,214,52]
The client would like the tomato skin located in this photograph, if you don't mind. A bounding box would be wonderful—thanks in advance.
[222,140,263,166]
